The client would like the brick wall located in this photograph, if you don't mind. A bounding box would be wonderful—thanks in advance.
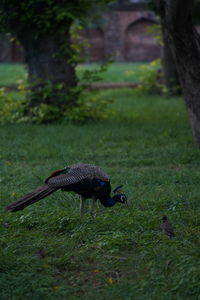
[81,10,160,62]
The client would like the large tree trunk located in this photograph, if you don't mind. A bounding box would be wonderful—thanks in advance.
[160,27,181,95]
[159,0,200,147]
[17,24,77,111]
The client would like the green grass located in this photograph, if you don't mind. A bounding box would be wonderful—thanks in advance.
[0,62,144,86]
[0,89,200,299]
[0,63,27,86]
[77,62,144,83]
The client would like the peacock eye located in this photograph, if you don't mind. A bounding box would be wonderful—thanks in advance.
[121,195,126,202]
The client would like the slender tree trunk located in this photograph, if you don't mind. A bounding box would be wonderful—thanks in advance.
[17,24,77,110]
[159,0,200,147]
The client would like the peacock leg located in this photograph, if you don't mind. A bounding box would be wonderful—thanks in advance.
[80,196,85,218]
[90,196,97,220]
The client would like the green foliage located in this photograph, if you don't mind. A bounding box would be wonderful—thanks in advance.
[1,89,200,299]
[130,59,164,95]
[0,86,112,124]
[0,88,26,123]
[0,0,112,36]
[147,24,163,46]
[24,90,112,124]
[29,103,61,123]
[0,84,66,124]
[70,23,89,65]
[65,91,113,121]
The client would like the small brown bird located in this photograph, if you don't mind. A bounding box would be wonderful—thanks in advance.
[35,249,46,258]
[161,216,175,238]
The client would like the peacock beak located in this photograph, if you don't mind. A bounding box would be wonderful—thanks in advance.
[125,199,129,207]
[121,195,129,207]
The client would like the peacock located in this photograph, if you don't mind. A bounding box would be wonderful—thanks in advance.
[6,163,128,218]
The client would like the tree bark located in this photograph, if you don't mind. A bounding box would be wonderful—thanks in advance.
[159,0,200,147]
[160,26,181,95]
[17,25,77,109]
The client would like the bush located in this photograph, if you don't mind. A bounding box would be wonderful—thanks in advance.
[0,86,112,124]
[0,88,26,124]
[65,91,113,121]
[126,59,164,95]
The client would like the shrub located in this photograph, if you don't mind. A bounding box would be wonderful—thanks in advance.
[135,59,164,95]
[0,88,26,124]
[0,85,112,124]
[65,90,113,121]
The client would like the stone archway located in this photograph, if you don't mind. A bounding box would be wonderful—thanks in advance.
[124,18,160,61]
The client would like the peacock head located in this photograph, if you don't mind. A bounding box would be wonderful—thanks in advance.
[113,193,128,205]
[112,185,128,206]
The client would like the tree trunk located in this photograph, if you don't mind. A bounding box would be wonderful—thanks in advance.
[17,25,77,110]
[160,27,181,95]
[159,0,200,147]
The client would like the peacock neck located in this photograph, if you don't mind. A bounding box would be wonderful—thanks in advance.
[99,196,116,207]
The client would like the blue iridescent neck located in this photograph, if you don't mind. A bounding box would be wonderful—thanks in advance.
[99,196,116,207]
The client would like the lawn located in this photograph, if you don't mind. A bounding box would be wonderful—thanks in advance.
[0,63,27,86]
[76,62,144,83]
[0,88,200,299]
[0,62,144,86]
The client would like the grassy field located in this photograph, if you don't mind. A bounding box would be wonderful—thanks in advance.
[76,62,144,83]
[0,63,27,86]
[0,62,144,86]
[0,88,200,299]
